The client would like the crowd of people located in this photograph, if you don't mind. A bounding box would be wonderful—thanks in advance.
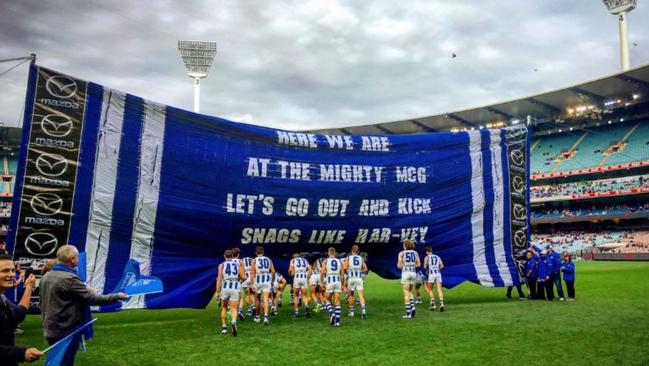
[531,175,648,199]
[507,245,577,301]
[532,202,649,219]
[214,240,446,336]
[532,230,649,255]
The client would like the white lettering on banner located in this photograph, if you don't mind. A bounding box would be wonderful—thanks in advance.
[319,164,383,183]
[395,166,427,183]
[246,157,270,177]
[34,138,75,149]
[276,160,311,181]
[276,131,318,148]
[308,230,346,244]
[226,193,274,215]
[29,176,70,187]
[241,228,301,244]
[355,228,391,244]
[317,199,349,217]
[285,198,309,216]
[360,136,390,152]
[323,135,354,150]
[24,216,65,226]
[397,198,431,214]
[400,227,429,242]
[358,199,389,216]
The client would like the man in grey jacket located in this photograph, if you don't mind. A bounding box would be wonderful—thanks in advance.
[39,245,128,348]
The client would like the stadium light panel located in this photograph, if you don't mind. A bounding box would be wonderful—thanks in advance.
[177,40,217,113]
[602,0,637,14]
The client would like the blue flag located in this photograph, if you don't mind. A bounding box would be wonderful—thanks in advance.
[114,259,164,297]
[44,319,97,366]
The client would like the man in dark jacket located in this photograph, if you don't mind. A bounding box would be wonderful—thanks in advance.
[0,254,42,365]
[39,245,128,364]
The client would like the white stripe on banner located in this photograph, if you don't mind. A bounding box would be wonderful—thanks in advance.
[489,130,513,286]
[85,91,126,295]
[468,131,493,286]
[123,101,166,310]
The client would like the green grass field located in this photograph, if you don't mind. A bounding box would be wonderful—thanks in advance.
[17,261,649,366]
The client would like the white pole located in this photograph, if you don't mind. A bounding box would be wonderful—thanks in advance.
[618,12,630,71]
[193,78,200,113]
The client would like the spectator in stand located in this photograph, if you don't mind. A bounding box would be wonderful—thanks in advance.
[0,242,7,255]
[547,245,565,301]
[561,254,576,301]
[525,250,538,299]
[0,254,42,365]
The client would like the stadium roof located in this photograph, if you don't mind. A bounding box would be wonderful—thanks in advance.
[312,62,649,136]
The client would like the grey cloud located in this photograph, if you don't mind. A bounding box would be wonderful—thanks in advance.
[1,0,648,130]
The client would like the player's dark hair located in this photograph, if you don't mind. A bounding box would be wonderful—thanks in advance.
[0,254,13,261]
[224,249,233,258]
[425,245,433,253]
[328,247,336,255]
[231,247,240,257]
[351,245,360,254]
[403,240,415,250]
[255,246,264,255]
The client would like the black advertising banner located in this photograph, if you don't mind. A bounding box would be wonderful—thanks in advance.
[506,127,529,253]
[13,67,86,260]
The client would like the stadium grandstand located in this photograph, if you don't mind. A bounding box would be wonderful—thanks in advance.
[0,126,20,239]
[315,62,649,260]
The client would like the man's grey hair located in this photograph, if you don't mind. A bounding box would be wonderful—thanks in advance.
[57,245,79,263]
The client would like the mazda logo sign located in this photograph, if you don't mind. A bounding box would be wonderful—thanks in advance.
[41,113,73,137]
[512,175,525,193]
[510,149,524,167]
[513,203,526,220]
[45,75,77,99]
[513,230,527,248]
[24,232,59,256]
[35,153,68,177]
[30,192,64,216]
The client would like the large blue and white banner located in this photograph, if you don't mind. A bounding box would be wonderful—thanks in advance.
[9,65,529,309]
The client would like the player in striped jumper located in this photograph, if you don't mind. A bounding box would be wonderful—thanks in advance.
[240,254,255,317]
[250,246,276,326]
[320,247,343,327]
[423,245,445,312]
[397,240,421,319]
[271,272,287,315]
[230,247,247,320]
[309,256,325,312]
[288,253,312,318]
[343,245,368,319]
[215,249,245,336]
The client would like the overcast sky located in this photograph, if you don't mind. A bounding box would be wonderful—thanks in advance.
[1,0,648,130]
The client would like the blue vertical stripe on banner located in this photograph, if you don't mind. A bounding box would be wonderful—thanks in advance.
[68,82,103,251]
[500,129,520,284]
[102,94,145,293]
[480,130,504,286]
[7,64,38,255]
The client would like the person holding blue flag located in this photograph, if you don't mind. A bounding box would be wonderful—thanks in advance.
[524,250,538,299]
[39,245,128,365]
[547,245,565,301]
[0,254,42,365]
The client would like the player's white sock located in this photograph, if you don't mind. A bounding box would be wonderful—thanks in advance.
[334,305,341,321]
[361,305,366,314]
[405,303,411,316]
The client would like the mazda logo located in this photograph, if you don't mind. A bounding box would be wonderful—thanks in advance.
[30,193,63,216]
[45,75,77,99]
[41,113,73,137]
[513,203,526,220]
[510,149,524,167]
[35,153,68,177]
[513,230,527,248]
[24,232,59,256]
[512,175,525,193]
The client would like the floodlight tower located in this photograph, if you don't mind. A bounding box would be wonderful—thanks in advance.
[602,0,637,71]
[177,40,217,113]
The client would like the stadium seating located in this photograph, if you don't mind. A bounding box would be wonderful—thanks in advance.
[531,174,648,199]
[530,121,649,174]
[531,230,649,254]
[531,133,582,174]
[606,121,649,165]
